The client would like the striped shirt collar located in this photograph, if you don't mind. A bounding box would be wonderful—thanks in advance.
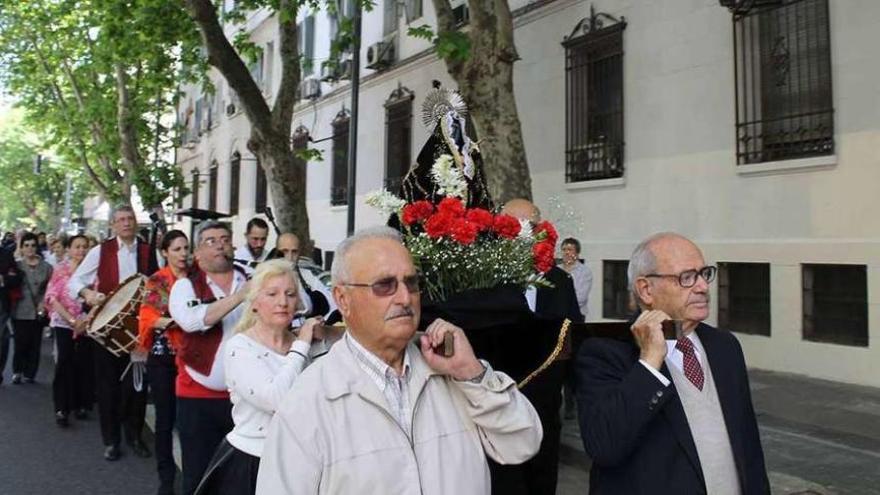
[345,332,412,390]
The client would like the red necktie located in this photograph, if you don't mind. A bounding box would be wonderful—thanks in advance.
[675,337,704,391]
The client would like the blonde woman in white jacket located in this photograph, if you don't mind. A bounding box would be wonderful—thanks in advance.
[195,259,322,495]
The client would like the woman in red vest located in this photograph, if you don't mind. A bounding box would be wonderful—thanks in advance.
[138,230,189,495]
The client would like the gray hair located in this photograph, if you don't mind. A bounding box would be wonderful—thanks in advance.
[110,204,135,221]
[627,232,681,307]
[195,220,231,245]
[331,226,403,285]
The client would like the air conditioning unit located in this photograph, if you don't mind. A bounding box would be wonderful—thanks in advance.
[321,58,353,82]
[226,103,237,115]
[300,77,321,100]
[366,40,395,70]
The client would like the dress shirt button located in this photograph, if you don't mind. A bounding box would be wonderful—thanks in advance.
[656,391,664,398]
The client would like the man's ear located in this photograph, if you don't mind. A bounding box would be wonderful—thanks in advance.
[333,285,350,320]
[634,278,654,307]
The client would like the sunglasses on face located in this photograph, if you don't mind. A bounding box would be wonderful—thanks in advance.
[643,265,717,288]
[341,274,421,297]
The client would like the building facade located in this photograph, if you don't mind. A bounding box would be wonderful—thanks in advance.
[175,0,880,387]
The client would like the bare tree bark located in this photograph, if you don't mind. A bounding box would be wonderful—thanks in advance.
[431,0,533,203]
[184,0,312,249]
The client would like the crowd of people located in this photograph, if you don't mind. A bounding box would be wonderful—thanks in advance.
[0,200,772,495]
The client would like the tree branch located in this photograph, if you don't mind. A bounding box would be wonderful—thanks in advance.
[183,0,274,141]
[271,0,300,137]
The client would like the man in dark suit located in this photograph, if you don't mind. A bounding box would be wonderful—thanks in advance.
[576,232,769,494]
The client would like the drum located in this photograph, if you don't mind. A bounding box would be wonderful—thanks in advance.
[88,274,147,357]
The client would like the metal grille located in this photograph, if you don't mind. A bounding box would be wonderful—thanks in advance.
[385,89,413,197]
[718,262,771,336]
[229,152,240,215]
[602,260,630,320]
[733,0,833,164]
[802,264,868,347]
[208,164,218,212]
[564,22,625,183]
[331,112,350,206]
[255,158,267,212]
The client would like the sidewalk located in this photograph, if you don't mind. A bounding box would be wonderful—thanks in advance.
[558,368,880,495]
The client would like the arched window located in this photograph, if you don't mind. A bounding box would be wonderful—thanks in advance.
[384,85,414,194]
[229,151,241,215]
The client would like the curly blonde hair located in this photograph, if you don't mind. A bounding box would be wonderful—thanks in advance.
[234,259,304,333]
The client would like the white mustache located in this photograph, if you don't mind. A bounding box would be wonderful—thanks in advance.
[385,308,415,321]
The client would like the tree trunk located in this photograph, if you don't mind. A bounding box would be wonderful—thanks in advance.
[184,0,312,249]
[431,0,533,203]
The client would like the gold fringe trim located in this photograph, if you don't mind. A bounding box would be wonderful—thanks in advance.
[517,319,571,389]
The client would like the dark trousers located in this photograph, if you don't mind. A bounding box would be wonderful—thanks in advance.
[148,354,178,495]
[53,327,93,413]
[12,319,42,379]
[177,397,234,495]
[76,337,96,411]
[94,346,147,447]
[0,309,10,379]
[490,360,565,495]
[195,439,260,495]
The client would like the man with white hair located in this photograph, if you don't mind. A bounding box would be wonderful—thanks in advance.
[575,232,769,494]
[257,226,543,494]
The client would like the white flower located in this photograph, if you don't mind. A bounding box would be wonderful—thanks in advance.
[365,189,406,215]
[431,154,467,198]
[517,219,534,240]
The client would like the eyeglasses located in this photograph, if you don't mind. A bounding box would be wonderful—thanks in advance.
[341,275,421,297]
[644,265,717,288]
[201,236,232,248]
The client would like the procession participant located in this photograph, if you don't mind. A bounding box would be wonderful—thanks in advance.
[169,220,249,495]
[0,237,22,386]
[233,218,270,269]
[492,199,582,495]
[577,232,769,494]
[558,237,593,420]
[138,230,189,495]
[68,205,157,460]
[44,234,90,425]
[271,233,337,322]
[194,259,320,495]
[256,227,543,494]
[11,232,53,384]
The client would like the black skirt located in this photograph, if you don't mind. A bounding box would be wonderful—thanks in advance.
[194,438,260,495]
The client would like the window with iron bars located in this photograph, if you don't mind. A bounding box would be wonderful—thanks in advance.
[255,158,267,212]
[191,169,200,209]
[293,126,310,188]
[229,152,241,215]
[384,88,413,195]
[802,264,867,347]
[733,0,833,165]
[718,262,771,336]
[563,22,625,183]
[331,111,350,206]
[602,260,630,320]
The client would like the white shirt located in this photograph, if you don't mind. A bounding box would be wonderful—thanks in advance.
[168,269,247,391]
[297,267,338,318]
[640,332,705,387]
[67,238,138,299]
[224,333,311,456]
[234,245,269,265]
[558,262,593,319]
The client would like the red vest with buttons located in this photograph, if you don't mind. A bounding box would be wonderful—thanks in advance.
[174,267,243,399]
[95,238,153,294]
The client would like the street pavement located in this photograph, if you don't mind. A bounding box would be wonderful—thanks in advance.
[0,340,158,495]
[2,340,879,494]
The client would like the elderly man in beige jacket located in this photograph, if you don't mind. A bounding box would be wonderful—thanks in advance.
[256,226,543,494]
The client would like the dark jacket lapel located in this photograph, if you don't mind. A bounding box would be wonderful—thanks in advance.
[660,362,706,488]
[696,324,749,490]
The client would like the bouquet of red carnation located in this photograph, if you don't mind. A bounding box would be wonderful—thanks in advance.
[366,155,556,302]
